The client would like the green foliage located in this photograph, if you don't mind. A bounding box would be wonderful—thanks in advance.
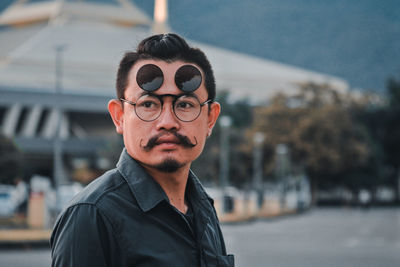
[380,75,400,188]
[192,90,253,188]
[247,83,371,193]
[0,135,23,184]
[352,73,400,200]
[387,75,400,107]
[216,90,253,128]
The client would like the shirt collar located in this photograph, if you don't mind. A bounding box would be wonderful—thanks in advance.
[116,148,168,212]
[187,170,213,204]
[116,148,213,212]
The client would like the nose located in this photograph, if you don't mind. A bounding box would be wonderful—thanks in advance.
[155,102,180,131]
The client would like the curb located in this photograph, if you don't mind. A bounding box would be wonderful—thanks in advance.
[0,229,51,244]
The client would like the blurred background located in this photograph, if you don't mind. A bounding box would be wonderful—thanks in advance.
[0,0,399,266]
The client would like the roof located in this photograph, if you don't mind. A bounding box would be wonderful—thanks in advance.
[0,20,151,96]
[0,0,151,27]
[197,43,348,102]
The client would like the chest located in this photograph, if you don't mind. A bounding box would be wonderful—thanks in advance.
[113,201,232,267]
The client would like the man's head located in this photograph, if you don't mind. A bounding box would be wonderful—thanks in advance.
[108,33,220,173]
[116,33,216,102]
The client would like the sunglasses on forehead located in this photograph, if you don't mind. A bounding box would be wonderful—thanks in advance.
[136,64,203,93]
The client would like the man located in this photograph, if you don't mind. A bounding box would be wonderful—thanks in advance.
[50,33,234,267]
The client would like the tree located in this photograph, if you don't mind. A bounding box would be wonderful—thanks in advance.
[355,74,400,202]
[215,90,253,128]
[248,83,370,203]
[382,75,400,201]
[0,134,23,184]
[191,90,253,188]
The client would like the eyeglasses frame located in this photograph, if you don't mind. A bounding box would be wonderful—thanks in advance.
[119,93,213,122]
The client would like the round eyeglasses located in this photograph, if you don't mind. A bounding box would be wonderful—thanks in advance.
[120,94,212,122]
[136,64,202,93]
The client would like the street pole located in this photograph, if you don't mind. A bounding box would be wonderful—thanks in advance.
[276,143,289,209]
[219,116,232,213]
[53,44,67,188]
[252,132,265,208]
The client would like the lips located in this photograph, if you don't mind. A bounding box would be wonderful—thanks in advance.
[155,135,181,146]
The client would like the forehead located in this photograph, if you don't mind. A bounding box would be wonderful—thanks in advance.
[132,58,195,71]
[125,59,207,99]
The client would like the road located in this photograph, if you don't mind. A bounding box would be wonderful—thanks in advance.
[224,207,400,267]
[0,208,399,267]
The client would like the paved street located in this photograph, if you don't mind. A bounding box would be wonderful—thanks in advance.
[0,208,399,267]
[0,247,51,267]
[223,208,400,267]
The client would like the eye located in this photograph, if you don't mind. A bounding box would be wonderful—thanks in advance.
[175,99,199,112]
[137,99,160,109]
[176,101,194,109]
[143,101,155,108]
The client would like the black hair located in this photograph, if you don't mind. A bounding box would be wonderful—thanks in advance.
[116,33,216,100]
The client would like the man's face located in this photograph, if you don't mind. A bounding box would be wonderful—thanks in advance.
[108,59,220,172]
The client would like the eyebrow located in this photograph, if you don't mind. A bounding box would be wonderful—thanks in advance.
[138,92,198,99]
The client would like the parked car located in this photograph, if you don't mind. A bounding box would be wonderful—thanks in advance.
[55,183,83,214]
[0,184,16,217]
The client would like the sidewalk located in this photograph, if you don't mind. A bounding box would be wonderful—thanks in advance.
[215,197,299,223]
[0,217,51,245]
[0,197,303,244]
[0,228,51,244]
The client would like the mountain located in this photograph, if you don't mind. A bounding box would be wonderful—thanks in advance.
[1,0,399,93]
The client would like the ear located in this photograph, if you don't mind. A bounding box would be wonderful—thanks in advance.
[206,101,221,137]
[108,99,124,134]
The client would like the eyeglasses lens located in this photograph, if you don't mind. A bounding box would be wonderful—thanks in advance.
[175,65,202,92]
[136,64,164,92]
[135,95,162,121]
[134,94,202,122]
[174,95,201,122]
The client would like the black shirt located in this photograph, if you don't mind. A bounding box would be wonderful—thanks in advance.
[50,149,234,267]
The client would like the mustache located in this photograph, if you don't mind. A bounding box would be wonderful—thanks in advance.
[141,131,198,151]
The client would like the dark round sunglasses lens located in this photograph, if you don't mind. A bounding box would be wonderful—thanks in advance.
[136,64,164,92]
[175,65,202,92]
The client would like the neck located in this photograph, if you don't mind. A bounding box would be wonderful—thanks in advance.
[142,163,190,214]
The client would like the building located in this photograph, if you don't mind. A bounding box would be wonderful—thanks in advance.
[0,0,348,186]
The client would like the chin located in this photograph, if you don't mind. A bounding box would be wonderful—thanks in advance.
[153,158,185,173]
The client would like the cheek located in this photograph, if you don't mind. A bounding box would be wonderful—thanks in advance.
[191,120,209,144]
[123,118,147,147]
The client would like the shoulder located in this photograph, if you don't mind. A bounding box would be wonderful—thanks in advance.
[51,168,127,232]
[52,168,131,232]
[69,168,126,206]
[50,169,128,249]
[50,202,122,266]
